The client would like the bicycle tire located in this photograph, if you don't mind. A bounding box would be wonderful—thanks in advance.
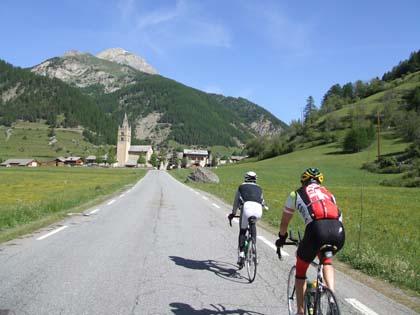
[315,287,340,315]
[287,266,298,315]
[246,238,257,282]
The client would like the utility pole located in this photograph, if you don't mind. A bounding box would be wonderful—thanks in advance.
[377,110,381,161]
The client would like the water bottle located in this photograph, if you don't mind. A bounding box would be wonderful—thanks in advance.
[306,280,317,315]
[244,240,249,252]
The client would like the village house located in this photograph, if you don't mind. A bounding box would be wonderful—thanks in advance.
[54,157,66,166]
[85,155,96,165]
[1,159,38,167]
[117,114,153,167]
[182,149,211,168]
[64,156,84,166]
[230,155,248,163]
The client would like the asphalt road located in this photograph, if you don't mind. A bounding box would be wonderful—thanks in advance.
[0,171,416,315]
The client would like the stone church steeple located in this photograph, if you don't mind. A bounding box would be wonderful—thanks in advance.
[117,113,131,166]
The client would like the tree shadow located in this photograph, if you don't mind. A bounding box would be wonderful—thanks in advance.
[169,302,265,315]
[169,256,248,283]
[324,150,348,155]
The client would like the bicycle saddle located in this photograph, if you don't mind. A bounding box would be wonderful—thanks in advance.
[248,216,257,224]
[319,244,337,258]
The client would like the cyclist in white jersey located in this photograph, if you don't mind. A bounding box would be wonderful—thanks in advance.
[228,171,267,268]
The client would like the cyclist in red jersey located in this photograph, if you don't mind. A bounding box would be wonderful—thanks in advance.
[275,168,345,315]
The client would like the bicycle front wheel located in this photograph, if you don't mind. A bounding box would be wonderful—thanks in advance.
[287,266,298,315]
[246,239,257,282]
[315,287,340,315]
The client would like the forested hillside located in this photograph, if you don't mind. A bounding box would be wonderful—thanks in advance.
[245,50,420,186]
[0,60,117,144]
[95,75,282,146]
[30,50,287,147]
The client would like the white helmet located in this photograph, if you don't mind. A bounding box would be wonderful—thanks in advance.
[244,171,257,182]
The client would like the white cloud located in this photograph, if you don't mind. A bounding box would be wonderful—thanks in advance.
[244,2,312,55]
[115,0,231,54]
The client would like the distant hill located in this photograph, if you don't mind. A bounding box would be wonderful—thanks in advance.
[30,49,287,146]
[0,122,98,160]
[0,59,116,144]
[246,50,420,186]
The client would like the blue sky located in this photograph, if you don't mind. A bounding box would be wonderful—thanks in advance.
[1,0,419,124]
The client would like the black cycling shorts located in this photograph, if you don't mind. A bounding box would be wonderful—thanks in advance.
[297,219,345,263]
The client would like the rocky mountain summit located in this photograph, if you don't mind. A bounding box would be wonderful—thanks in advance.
[25,49,287,146]
[32,50,141,93]
[97,48,157,75]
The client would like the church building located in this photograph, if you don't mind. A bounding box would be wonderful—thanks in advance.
[117,114,153,167]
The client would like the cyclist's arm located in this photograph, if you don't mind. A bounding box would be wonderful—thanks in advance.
[261,193,268,209]
[279,191,296,236]
[332,193,343,222]
[231,190,241,216]
[279,211,293,236]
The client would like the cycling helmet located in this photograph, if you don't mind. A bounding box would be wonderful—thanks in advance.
[244,171,257,182]
[301,168,324,184]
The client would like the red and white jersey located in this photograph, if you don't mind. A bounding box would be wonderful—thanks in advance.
[284,183,342,225]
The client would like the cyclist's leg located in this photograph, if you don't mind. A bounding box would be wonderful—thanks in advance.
[295,257,309,315]
[249,218,257,241]
[316,220,345,292]
[239,208,248,252]
[238,228,247,252]
[296,222,319,314]
[243,202,262,242]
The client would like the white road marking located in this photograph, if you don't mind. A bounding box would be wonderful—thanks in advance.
[37,226,68,240]
[194,191,199,195]
[345,298,378,315]
[88,208,100,215]
[233,218,239,224]
[107,199,116,205]
[120,194,126,198]
[202,196,209,200]
[212,203,220,209]
[258,235,290,256]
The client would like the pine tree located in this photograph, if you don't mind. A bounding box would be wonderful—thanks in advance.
[304,96,317,123]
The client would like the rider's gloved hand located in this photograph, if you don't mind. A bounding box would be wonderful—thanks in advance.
[228,213,235,223]
[275,232,288,248]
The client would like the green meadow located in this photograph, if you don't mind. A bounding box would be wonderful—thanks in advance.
[172,134,420,292]
[0,121,97,160]
[0,167,145,242]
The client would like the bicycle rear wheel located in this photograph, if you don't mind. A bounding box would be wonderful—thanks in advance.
[287,266,298,315]
[246,239,257,282]
[315,287,340,315]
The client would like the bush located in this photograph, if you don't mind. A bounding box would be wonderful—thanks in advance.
[343,125,375,153]
[137,155,146,164]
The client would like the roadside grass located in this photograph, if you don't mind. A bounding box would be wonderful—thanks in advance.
[0,121,97,160]
[171,135,420,293]
[0,167,145,242]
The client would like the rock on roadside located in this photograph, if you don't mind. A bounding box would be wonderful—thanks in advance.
[187,168,219,184]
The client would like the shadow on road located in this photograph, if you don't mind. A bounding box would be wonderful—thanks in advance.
[169,256,248,283]
[169,302,265,315]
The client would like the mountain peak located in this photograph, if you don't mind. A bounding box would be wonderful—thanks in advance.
[96,48,157,75]
[63,50,86,57]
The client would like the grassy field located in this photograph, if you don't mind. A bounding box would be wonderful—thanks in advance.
[0,121,99,160]
[171,134,419,293]
[0,167,145,242]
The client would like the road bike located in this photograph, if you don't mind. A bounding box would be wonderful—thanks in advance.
[229,215,258,283]
[277,231,340,315]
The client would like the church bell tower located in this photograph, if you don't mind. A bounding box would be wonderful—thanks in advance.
[117,113,131,166]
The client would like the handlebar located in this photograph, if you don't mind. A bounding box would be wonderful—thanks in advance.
[277,230,301,260]
[228,214,240,227]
